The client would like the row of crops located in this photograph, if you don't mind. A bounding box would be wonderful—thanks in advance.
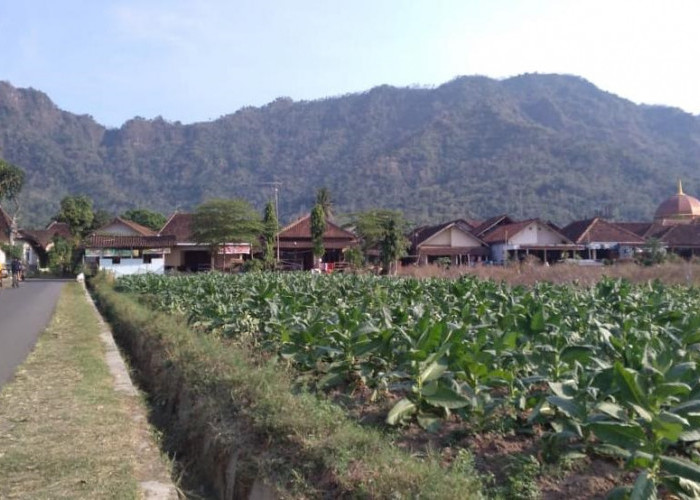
[116,272,700,497]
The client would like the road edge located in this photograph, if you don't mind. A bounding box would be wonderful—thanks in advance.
[81,281,179,500]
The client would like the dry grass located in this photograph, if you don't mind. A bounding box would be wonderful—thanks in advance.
[399,261,700,287]
[0,283,152,499]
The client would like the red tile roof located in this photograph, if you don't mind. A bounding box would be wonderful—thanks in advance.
[472,214,515,238]
[658,222,700,248]
[278,214,358,242]
[84,234,176,249]
[114,217,157,236]
[482,219,574,245]
[561,218,645,245]
[19,221,72,250]
[159,213,194,242]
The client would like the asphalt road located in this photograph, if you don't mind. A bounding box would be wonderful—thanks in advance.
[0,279,68,389]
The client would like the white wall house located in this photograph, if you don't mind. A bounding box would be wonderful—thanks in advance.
[484,219,581,264]
[83,217,175,276]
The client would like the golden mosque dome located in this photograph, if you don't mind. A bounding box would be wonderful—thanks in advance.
[654,180,700,222]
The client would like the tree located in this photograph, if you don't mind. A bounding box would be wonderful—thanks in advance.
[310,203,326,265]
[91,209,113,232]
[122,208,167,232]
[56,195,95,239]
[0,159,25,243]
[47,236,73,275]
[350,210,409,273]
[262,201,278,270]
[315,187,334,220]
[191,198,263,271]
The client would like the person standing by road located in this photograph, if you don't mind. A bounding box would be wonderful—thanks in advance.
[10,257,22,288]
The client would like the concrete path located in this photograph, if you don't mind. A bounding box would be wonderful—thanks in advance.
[0,279,69,388]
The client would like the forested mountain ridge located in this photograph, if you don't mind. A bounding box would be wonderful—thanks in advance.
[1,74,699,228]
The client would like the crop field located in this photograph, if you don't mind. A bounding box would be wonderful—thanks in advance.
[117,272,700,497]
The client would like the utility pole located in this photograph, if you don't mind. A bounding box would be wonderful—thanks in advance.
[260,182,282,263]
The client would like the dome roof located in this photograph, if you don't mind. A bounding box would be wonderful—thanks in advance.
[654,180,700,221]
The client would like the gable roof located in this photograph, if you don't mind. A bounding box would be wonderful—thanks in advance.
[472,214,515,238]
[561,218,645,245]
[409,219,477,245]
[657,222,700,248]
[615,222,653,238]
[19,221,72,250]
[96,216,156,236]
[409,219,486,249]
[278,214,357,241]
[159,212,194,242]
[482,218,574,244]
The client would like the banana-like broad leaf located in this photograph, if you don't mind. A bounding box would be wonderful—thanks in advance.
[660,455,700,484]
[589,422,647,450]
[631,470,657,500]
[417,413,442,432]
[386,398,417,425]
[418,356,449,385]
[652,382,692,400]
[614,362,646,408]
[424,384,470,409]
[671,399,700,416]
[547,396,585,420]
[560,345,595,364]
[596,401,626,420]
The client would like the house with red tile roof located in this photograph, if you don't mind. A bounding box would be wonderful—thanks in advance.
[482,218,581,264]
[407,219,489,265]
[159,212,252,272]
[276,213,358,270]
[83,217,175,276]
[560,217,645,261]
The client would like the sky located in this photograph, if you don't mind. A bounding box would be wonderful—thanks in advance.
[1,0,699,128]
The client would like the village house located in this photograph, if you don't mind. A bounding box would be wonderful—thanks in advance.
[478,218,581,264]
[19,220,72,271]
[560,217,645,261]
[407,219,489,266]
[158,212,251,272]
[83,217,175,276]
[276,213,358,270]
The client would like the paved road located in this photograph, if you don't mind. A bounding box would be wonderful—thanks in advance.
[0,279,68,389]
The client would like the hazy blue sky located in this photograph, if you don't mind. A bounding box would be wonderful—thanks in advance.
[2,1,698,127]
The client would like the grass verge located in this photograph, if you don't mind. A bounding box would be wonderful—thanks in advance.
[0,282,164,499]
[90,274,484,499]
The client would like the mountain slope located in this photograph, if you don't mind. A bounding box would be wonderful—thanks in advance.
[1,74,699,227]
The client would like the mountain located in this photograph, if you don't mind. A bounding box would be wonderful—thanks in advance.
[1,74,700,228]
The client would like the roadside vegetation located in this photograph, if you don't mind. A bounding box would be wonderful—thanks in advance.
[91,273,483,499]
[0,283,165,499]
[111,268,700,498]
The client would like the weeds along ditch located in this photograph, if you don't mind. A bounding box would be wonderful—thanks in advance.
[115,271,700,498]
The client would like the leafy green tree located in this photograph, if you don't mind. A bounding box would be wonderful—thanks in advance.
[56,195,94,239]
[122,208,167,231]
[380,217,409,275]
[315,187,334,220]
[262,201,278,270]
[91,209,113,231]
[0,159,25,243]
[47,236,73,275]
[191,198,263,270]
[351,210,408,255]
[310,203,326,265]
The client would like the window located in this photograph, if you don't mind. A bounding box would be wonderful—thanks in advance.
[143,255,152,264]
[112,257,121,264]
